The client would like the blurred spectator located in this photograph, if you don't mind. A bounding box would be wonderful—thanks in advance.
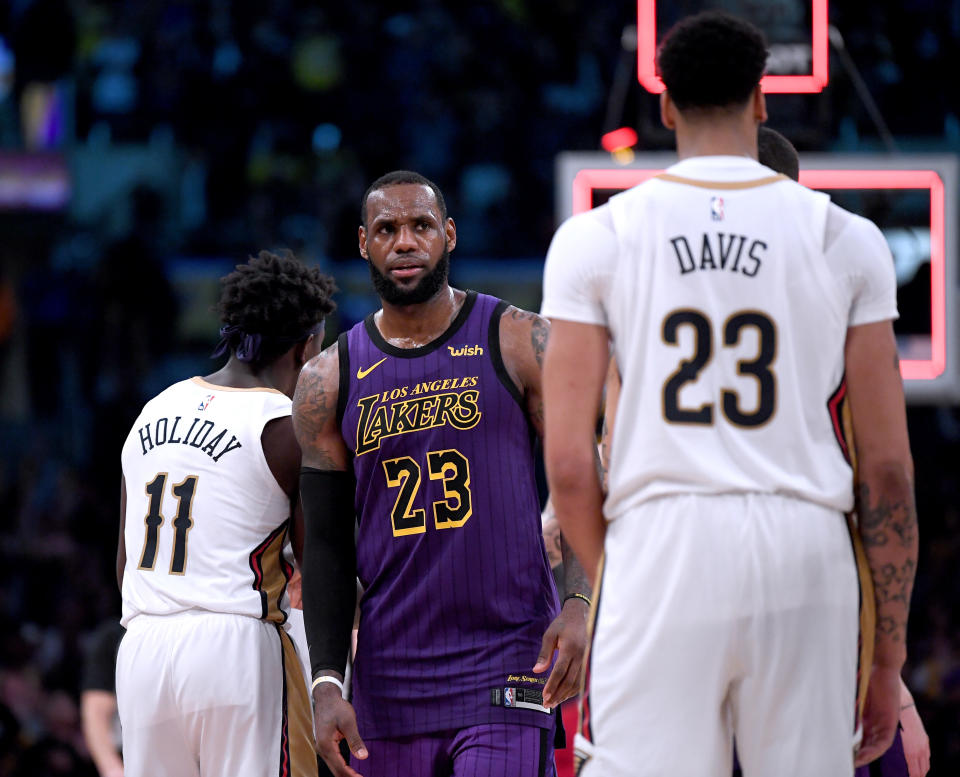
[80,620,124,777]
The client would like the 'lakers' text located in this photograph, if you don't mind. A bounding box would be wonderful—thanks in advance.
[671,232,767,277]
[356,376,481,455]
[136,416,243,462]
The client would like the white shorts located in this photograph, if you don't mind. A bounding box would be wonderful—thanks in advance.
[576,493,859,777]
[116,611,316,777]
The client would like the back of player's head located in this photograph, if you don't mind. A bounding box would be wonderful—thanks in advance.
[657,11,768,112]
[215,250,336,366]
[360,170,448,227]
[758,126,800,181]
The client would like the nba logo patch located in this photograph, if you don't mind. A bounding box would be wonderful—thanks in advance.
[504,688,516,708]
[198,394,215,411]
[710,196,724,221]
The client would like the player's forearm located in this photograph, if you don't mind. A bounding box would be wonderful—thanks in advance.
[548,449,605,583]
[856,461,918,669]
[81,694,123,776]
[560,533,592,600]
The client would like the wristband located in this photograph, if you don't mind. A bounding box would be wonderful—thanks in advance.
[311,675,344,695]
[564,592,591,607]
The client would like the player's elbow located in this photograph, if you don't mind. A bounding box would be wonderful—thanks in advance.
[545,442,596,496]
[857,455,915,502]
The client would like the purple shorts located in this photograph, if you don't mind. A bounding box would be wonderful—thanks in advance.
[352,723,556,777]
[855,727,908,777]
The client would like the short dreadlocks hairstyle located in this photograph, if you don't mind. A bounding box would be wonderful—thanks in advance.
[215,249,337,366]
[360,170,448,227]
[657,11,768,112]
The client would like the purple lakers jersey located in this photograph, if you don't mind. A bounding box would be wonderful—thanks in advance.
[338,291,559,738]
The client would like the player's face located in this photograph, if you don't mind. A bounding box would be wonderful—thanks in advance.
[360,184,457,306]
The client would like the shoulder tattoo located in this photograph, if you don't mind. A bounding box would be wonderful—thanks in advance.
[507,306,549,369]
[292,347,337,462]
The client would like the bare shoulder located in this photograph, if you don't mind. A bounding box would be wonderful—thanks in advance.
[304,339,341,378]
[292,342,346,468]
[261,415,300,498]
[499,305,550,374]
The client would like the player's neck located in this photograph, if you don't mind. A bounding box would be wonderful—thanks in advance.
[203,358,286,394]
[375,285,465,348]
[674,119,759,163]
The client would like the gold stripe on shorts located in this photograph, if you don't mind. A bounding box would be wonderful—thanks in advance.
[279,627,317,777]
[845,513,875,725]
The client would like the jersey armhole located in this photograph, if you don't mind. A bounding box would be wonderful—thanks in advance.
[488,299,526,411]
[336,332,350,429]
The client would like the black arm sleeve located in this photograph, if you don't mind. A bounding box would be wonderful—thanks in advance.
[300,467,357,679]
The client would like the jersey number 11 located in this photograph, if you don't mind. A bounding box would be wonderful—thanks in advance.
[137,473,198,575]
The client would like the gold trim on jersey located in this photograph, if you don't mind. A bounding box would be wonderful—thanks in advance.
[249,524,293,623]
[654,173,787,190]
[190,377,286,394]
[278,627,318,777]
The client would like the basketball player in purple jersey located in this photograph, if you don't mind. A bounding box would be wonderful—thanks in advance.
[293,171,591,777]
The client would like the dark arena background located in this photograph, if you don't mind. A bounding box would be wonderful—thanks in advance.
[0,1,958,774]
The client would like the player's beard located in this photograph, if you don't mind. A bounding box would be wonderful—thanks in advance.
[369,246,450,306]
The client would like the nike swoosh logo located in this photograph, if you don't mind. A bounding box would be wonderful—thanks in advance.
[356,357,388,380]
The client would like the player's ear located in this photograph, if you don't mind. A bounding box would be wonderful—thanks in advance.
[445,218,457,252]
[752,84,767,124]
[358,225,369,260]
[292,339,309,369]
[299,327,323,365]
[660,91,677,131]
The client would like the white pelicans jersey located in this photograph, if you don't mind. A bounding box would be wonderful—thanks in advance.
[542,156,898,520]
[120,377,294,626]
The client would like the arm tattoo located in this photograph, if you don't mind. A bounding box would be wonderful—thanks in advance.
[292,349,339,469]
[530,316,548,369]
[560,533,592,599]
[508,307,549,369]
[857,481,918,646]
[506,307,550,436]
[858,483,917,549]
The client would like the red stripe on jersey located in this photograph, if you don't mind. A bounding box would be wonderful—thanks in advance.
[826,378,851,465]
[249,523,288,593]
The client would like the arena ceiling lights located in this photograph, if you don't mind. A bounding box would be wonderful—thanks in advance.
[636,0,831,94]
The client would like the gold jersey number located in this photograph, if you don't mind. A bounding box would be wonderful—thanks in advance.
[382,449,472,536]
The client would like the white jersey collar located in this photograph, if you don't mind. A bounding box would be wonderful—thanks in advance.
[665,155,775,182]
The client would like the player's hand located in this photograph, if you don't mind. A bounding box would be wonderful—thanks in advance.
[855,664,902,767]
[900,700,931,777]
[313,683,368,777]
[534,597,589,709]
